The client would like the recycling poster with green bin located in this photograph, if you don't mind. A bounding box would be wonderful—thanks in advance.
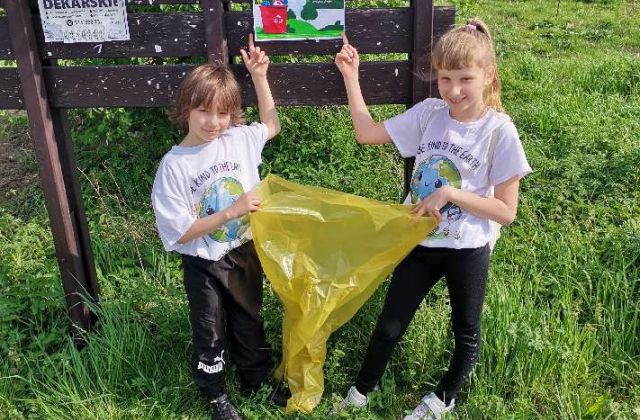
[253,0,345,41]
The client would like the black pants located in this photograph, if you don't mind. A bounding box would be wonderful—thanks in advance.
[355,244,490,404]
[182,241,270,400]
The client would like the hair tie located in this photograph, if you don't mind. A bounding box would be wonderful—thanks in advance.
[464,24,477,32]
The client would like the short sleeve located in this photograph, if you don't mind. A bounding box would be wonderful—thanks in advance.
[236,122,269,165]
[383,98,443,158]
[151,161,196,251]
[489,122,533,185]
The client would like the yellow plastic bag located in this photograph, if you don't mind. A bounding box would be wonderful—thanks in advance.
[250,175,437,413]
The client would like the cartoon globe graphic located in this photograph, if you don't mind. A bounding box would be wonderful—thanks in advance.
[410,156,461,210]
[199,177,249,243]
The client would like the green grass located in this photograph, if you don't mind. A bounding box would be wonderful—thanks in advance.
[1,0,640,418]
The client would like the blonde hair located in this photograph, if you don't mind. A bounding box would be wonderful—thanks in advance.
[432,18,503,112]
[169,64,245,132]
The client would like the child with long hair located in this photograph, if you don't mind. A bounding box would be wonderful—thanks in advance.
[152,36,284,420]
[334,19,532,419]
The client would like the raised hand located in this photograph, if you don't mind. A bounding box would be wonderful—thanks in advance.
[335,32,360,80]
[240,33,270,78]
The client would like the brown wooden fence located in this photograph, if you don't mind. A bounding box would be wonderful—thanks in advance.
[0,0,455,344]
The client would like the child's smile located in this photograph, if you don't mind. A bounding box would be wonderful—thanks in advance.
[182,104,232,146]
[437,65,493,122]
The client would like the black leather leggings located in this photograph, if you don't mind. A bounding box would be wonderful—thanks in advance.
[355,244,490,404]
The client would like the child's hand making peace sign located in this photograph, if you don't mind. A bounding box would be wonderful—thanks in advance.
[241,33,270,79]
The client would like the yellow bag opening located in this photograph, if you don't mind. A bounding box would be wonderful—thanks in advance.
[250,175,437,413]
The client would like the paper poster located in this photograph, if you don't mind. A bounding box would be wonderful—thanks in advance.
[37,0,129,43]
[253,0,344,41]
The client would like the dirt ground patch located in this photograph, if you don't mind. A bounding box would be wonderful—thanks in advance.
[0,110,39,208]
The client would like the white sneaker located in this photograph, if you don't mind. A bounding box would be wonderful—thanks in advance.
[330,385,368,415]
[403,392,455,420]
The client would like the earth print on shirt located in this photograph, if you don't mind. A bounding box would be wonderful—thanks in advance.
[198,177,249,242]
[411,156,464,239]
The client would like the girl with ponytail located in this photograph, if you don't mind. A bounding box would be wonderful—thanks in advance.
[333,18,532,419]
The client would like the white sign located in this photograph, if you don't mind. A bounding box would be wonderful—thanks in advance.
[37,0,130,43]
[253,0,345,42]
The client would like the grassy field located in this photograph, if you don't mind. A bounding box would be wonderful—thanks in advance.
[1,0,639,418]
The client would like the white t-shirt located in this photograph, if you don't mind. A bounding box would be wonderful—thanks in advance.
[384,98,532,249]
[151,123,268,261]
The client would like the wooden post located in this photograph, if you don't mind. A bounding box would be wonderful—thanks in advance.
[405,0,434,199]
[50,105,101,322]
[411,0,434,103]
[5,0,96,345]
[201,0,229,65]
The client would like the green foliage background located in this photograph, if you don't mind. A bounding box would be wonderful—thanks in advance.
[1,0,639,418]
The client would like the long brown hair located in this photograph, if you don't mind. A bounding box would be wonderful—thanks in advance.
[432,18,503,112]
[169,64,245,132]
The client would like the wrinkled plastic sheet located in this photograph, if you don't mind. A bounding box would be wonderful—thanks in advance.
[250,175,437,413]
